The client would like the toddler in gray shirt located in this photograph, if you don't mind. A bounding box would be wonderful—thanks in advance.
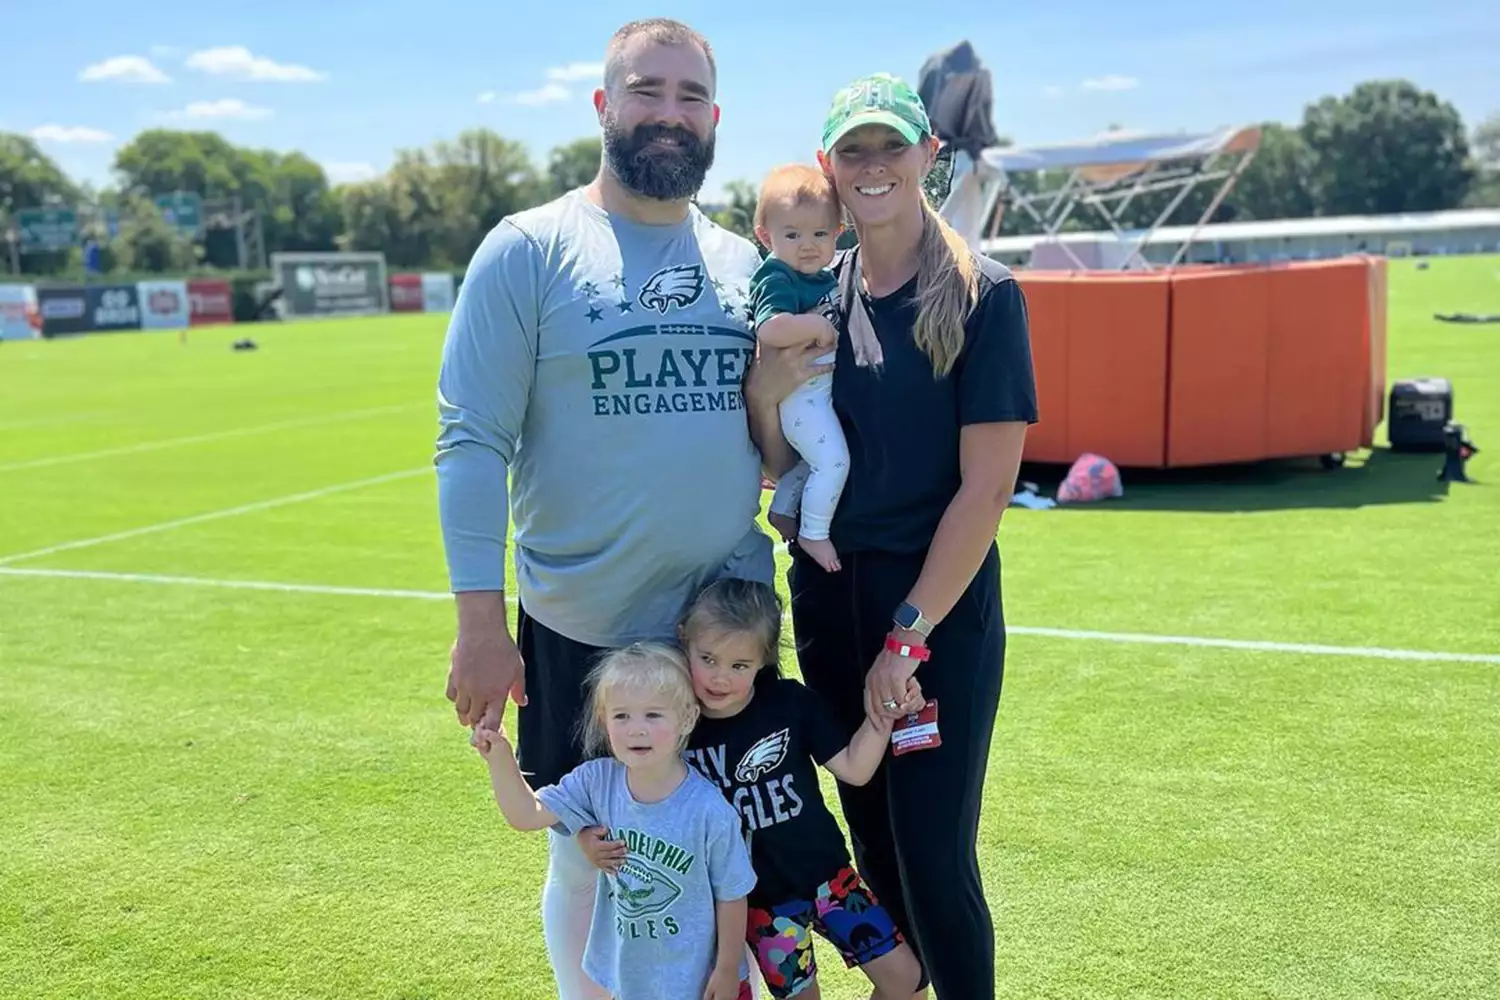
[472,641,757,1000]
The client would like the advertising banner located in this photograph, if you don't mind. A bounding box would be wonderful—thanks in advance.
[187,278,234,325]
[0,284,41,340]
[421,272,456,312]
[85,284,143,333]
[271,251,388,318]
[137,279,190,330]
[389,272,423,312]
[37,286,90,337]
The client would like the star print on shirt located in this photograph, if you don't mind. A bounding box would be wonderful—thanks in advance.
[611,274,626,288]
[582,281,598,297]
[586,305,604,322]
[722,303,735,317]
[616,299,633,314]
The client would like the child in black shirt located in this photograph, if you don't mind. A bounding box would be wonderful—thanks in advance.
[582,578,924,999]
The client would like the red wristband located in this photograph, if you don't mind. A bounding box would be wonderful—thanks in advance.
[885,636,931,661]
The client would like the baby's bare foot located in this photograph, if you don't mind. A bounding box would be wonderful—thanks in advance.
[799,535,841,572]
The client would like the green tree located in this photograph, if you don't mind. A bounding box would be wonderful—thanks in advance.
[266,151,342,252]
[1471,112,1500,170]
[0,133,80,215]
[113,130,342,266]
[1466,112,1500,208]
[547,137,602,197]
[115,193,197,273]
[113,130,241,200]
[708,179,759,244]
[337,177,408,261]
[1225,123,1317,221]
[1300,80,1474,215]
[428,128,543,265]
[0,133,82,274]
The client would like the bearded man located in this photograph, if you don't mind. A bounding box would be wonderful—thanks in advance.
[432,17,827,1000]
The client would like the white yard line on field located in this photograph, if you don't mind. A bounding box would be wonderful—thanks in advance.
[3,564,1498,666]
[1004,626,1500,665]
[0,402,424,474]
[0,467,428,567]
[0,567,448,600]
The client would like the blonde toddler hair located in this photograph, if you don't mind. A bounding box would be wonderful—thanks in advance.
[577,641,701,757]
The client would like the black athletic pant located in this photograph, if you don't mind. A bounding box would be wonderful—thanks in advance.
[513,602,610,789]
[787,542,1006,999]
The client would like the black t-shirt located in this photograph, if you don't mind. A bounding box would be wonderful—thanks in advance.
[683,676,852,905]
[826,247,1039,555]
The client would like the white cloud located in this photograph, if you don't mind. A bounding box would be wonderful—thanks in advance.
[79,55,171,84]
[30,124,115,144]
[323,161,378,184]
[512,82,570,106]
[546,61,604,82]
[185,46,326,82]
[1081,75,1140,92]
[165,98,273,121]
[493,61,601,108]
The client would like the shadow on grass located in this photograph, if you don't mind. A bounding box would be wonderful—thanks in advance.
[1019,448,1472,512]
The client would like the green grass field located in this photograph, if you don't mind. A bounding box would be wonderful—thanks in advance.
[2,255,1498,1000]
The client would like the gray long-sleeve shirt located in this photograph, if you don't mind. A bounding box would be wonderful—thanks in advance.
[434,188,775,647]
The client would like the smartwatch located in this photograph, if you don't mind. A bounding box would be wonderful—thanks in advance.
[892,601,934,638]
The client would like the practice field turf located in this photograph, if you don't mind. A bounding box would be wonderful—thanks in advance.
[2,255,1497,1000]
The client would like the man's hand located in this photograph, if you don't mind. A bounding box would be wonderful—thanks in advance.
[767,510,798,543]
[447,592,526,729]
[577,826,627,874]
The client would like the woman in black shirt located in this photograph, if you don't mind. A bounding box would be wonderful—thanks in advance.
[747,73,1038,999]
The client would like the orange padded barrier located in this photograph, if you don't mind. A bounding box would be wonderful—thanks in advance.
[1012,271,1072,463]
[1165,267,1272,466]
[1062,272,1171,467]
[1010,257,1384,468]
[1265,259,1371,460]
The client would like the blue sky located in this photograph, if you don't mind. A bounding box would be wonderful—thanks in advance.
[5,0,1496,203]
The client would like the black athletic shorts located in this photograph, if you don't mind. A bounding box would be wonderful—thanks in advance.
[513,603,611,789]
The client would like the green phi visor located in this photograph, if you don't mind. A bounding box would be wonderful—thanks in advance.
[820,72,932,152]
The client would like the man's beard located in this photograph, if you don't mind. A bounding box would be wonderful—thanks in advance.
[602,114,715,201]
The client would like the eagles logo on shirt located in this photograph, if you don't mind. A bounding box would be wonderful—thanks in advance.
[637,263,706,314]
[735,728,790,783]
[612,856,685,919]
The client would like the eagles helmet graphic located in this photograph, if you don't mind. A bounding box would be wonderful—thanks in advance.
[637,263,706,314]
[735,728,791,783]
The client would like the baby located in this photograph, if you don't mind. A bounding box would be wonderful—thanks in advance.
[748,164,848,572]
